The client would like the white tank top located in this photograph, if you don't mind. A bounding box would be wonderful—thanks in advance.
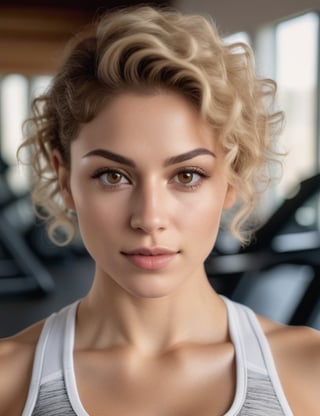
[22,297,294,415]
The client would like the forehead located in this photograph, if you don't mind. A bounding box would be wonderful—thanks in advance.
[73,92,218,159]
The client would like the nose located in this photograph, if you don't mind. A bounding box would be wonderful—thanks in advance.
[130,181,169,233]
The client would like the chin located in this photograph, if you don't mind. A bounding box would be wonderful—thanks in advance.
[123,277,183,300]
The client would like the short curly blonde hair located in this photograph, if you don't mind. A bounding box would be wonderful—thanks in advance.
[19,6,284,246]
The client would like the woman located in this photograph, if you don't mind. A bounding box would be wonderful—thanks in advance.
[1,6,319,416]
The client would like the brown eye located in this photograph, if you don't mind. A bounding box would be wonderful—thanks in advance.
[177,172,194,184]
[106,171,123,184]
[93,169,130,186]
[172,169,207,189]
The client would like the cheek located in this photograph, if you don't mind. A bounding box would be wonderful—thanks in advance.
[71,191,125,244]
[180,202,221,262]
[181,192,224,239]
[198,203,223,238]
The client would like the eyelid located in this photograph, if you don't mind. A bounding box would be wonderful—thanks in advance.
[171,166,209,188]
[91,166,209,188]
[173,166,209,177]
[91,167,131,185]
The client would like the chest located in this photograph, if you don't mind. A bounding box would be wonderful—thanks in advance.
[73,345,236,416]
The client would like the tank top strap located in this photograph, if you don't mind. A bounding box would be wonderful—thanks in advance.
[222,296,269,373]
[22,301,79,416]
[222,296,293,416]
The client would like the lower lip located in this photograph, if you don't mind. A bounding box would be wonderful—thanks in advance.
[123,254,176,270]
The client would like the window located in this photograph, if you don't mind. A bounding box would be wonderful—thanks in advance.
[275,12,320,233]
[0,75,52,193]
[275,12,319,196]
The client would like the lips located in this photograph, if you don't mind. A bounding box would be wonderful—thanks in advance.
[121,247,178,270]
[124,247,177,256]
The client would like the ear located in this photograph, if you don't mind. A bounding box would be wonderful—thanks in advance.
[223,184,237,210]
[52,150,75,211]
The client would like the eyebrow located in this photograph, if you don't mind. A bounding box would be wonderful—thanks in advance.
[82,147,216,167]
[82,149,135,167]
[164,148,216,166]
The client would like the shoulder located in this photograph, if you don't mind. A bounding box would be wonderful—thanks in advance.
[0,321,44,416]
[259,315,320,415]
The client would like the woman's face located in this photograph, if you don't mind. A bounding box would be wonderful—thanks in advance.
[59,92,235,298]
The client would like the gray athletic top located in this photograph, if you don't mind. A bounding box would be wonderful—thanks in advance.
[22,297,293,415]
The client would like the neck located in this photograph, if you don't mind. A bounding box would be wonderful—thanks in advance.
[76,268,228,355]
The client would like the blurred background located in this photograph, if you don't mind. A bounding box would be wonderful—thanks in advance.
[0,0,320,336]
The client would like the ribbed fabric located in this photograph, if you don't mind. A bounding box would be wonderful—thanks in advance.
[238,370,288,416]
[32,375,75,416]
[21,297,294,416]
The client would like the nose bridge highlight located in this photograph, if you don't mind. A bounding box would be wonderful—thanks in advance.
[130,180,167,232]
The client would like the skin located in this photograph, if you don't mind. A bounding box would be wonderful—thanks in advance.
[0,92,320,415]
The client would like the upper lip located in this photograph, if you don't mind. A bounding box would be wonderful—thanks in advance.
[122,247,178,256]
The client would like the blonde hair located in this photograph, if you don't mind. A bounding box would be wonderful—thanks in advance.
[19,6,284,245]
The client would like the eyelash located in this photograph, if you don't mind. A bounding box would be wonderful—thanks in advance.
[171,167,209,191]
[91,168,130,188]
[91,167,209,191]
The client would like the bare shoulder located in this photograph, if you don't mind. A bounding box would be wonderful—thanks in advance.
[258,315,320,415]
[0,321,44,416]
